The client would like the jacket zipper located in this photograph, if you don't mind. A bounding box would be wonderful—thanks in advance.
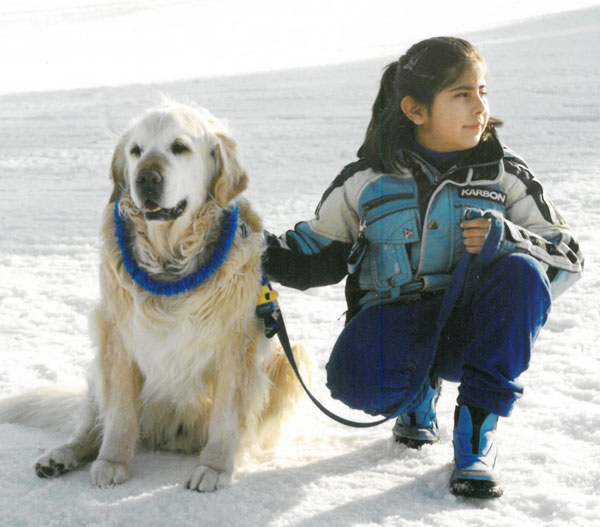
[362,193,415,212]
[415,159,504,277]
[358,193,416,235]
[363,206,417,229]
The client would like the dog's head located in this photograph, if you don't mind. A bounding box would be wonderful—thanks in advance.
[110,103,248,221]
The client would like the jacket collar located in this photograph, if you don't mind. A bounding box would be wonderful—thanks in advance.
[397,131,505,184]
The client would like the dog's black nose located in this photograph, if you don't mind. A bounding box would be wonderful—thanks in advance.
[136,168,163,189]
[136,168,163,202]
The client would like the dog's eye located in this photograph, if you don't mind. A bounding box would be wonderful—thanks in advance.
[171,141,190,155]
[130,145,142,157]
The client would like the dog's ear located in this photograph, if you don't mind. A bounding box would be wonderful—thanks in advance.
[109,135,128,203]
[210,132,248,207]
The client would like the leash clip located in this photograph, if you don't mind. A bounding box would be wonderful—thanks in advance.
[256,275,282,338]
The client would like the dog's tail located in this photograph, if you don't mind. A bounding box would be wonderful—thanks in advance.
[0,386,85,434]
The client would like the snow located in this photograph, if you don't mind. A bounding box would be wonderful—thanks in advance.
[3,0,600,96]
[1,1,600,526]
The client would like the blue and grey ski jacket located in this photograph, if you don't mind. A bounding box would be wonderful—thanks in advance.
[264,134,583,318]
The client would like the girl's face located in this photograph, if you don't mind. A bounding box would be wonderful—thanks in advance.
[414,63,489,153]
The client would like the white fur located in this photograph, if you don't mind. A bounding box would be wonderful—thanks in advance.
[124,105,217,213]
[0,103,311,492]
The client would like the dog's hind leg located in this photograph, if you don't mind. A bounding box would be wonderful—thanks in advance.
[35,393,101,479]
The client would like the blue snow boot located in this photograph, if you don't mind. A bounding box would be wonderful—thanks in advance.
[450,405,504,499]
[392,376,441,449]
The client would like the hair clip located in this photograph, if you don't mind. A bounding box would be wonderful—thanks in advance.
[402,47,428,72]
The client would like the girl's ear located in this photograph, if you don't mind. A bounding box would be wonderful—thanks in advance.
[400,96,427,125]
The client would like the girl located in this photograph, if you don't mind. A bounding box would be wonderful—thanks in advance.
[263,37,583,499]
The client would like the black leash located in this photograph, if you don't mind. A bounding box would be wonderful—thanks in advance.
[257,276,388,427]
[279,309,393,428]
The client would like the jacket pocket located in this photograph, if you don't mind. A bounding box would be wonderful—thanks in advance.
[362,206,420,292]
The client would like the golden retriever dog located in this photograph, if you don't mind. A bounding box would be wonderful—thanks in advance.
[0,102,310,492]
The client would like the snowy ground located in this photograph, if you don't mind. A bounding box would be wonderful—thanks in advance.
[1,3,600,527]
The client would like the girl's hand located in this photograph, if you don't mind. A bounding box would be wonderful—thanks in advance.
[460,217,491,254]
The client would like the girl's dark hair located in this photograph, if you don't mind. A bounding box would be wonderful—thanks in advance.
[357,36,502,173]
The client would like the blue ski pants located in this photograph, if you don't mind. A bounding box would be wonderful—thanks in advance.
[326,253,552,417]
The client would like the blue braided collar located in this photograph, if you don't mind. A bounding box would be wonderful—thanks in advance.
[114,199,239,296]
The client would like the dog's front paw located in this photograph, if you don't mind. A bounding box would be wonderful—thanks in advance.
[90,459,129,487]
[186,464,232,492]
[35,445,80,478]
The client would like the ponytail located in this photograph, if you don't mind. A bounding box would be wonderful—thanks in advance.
[357,61,412,173]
